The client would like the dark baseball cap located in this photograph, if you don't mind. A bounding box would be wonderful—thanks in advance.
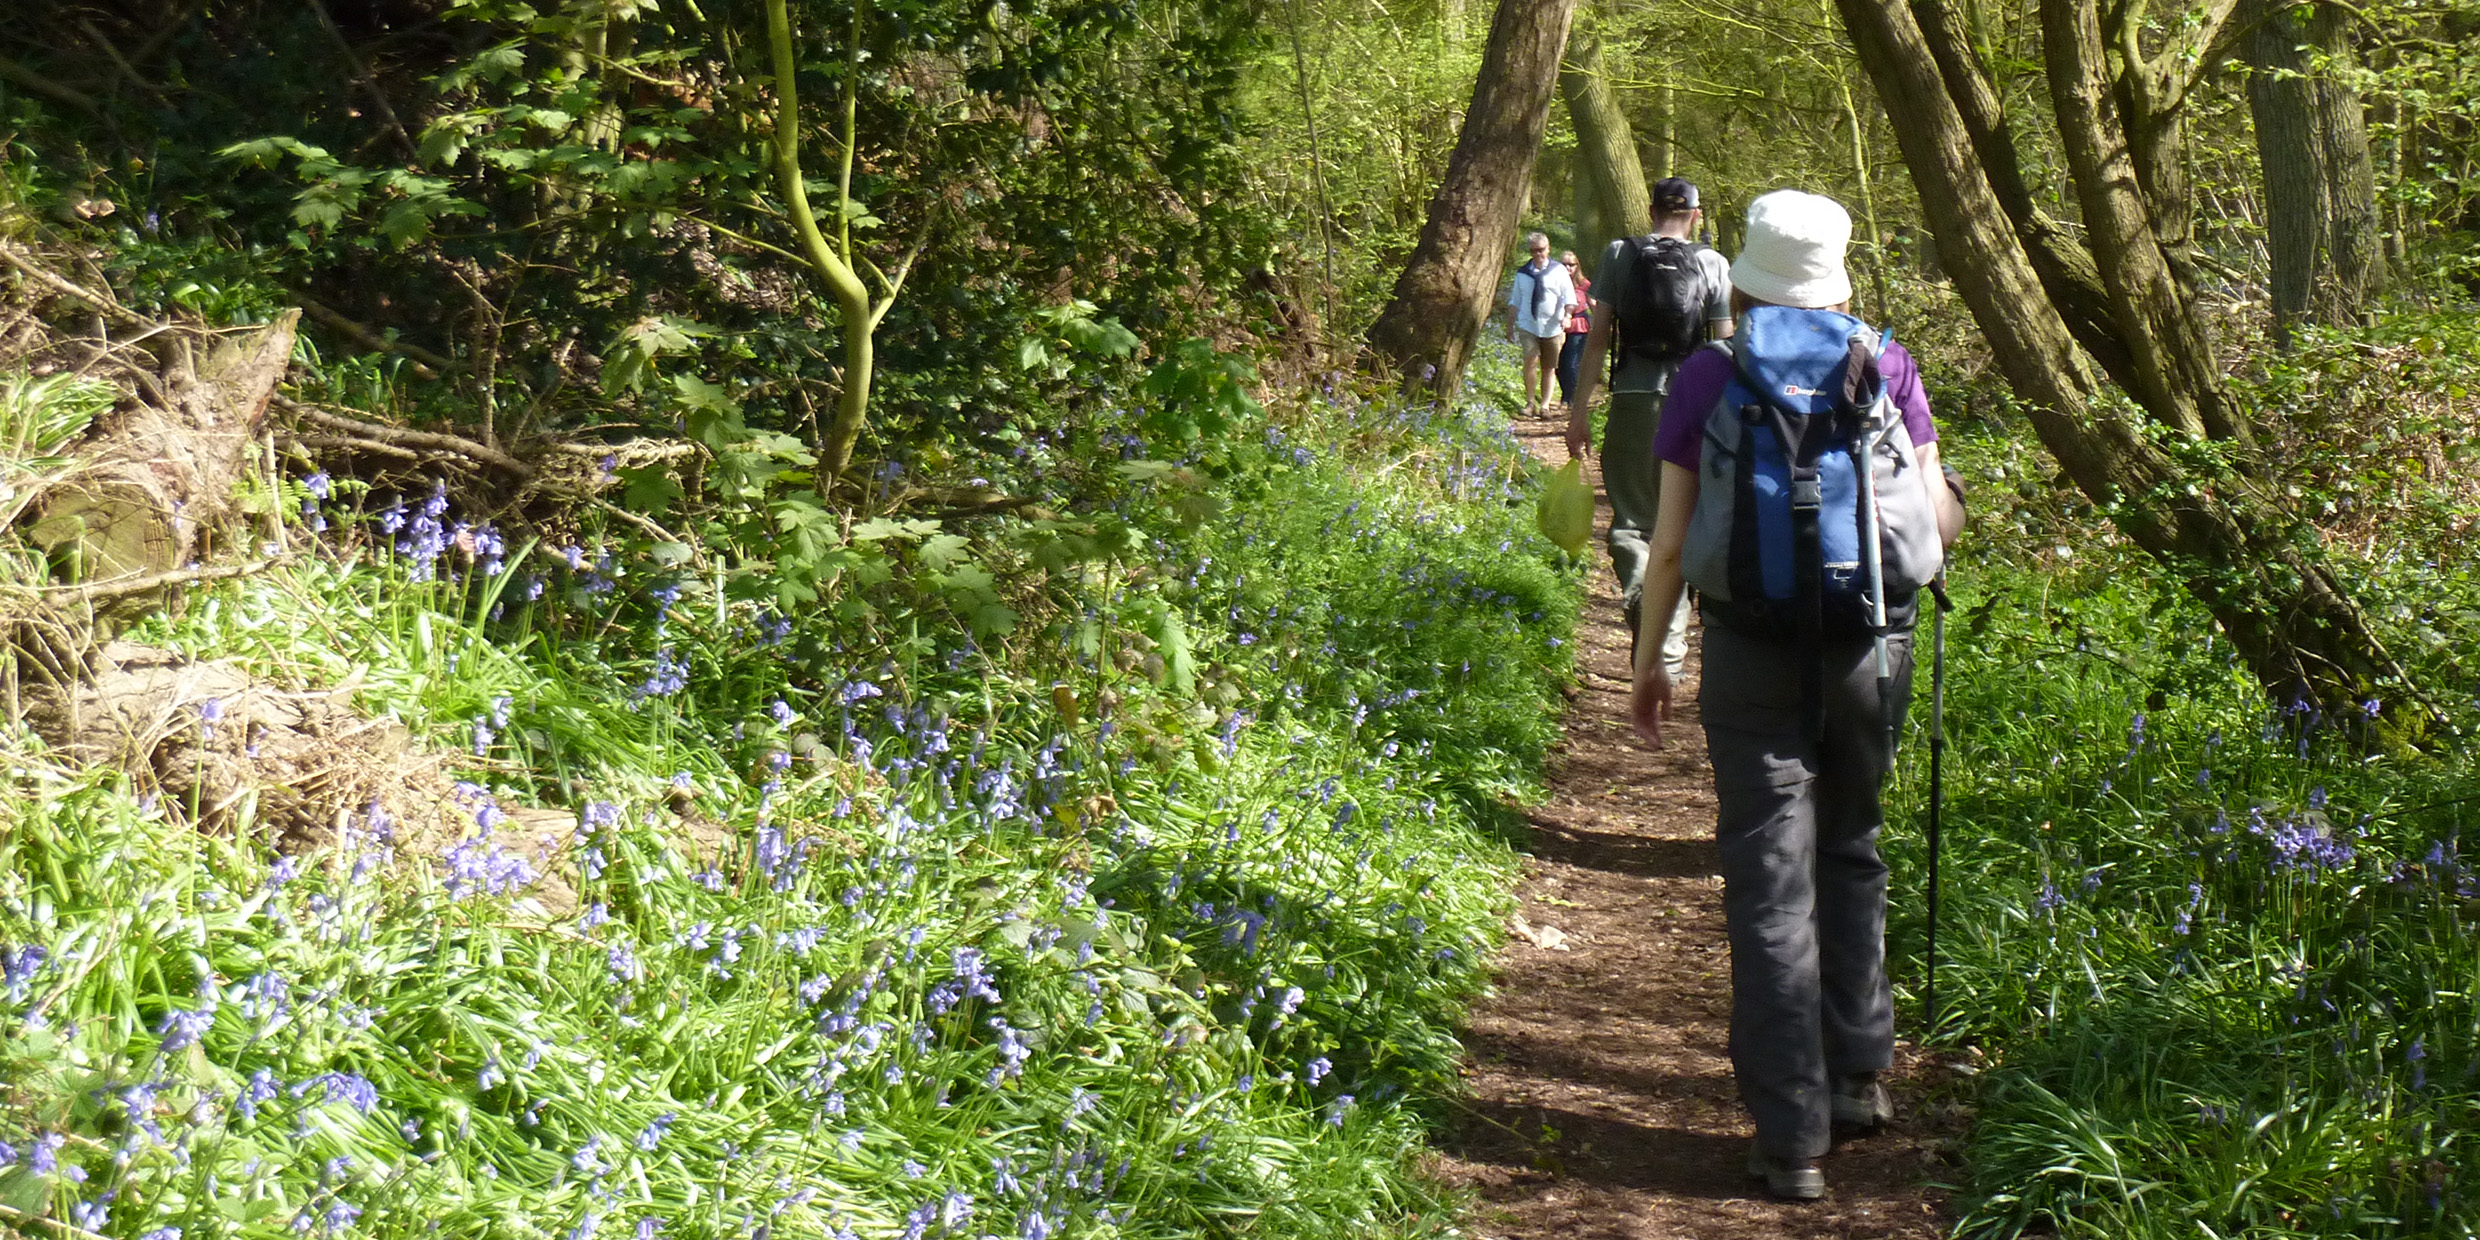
[1653,177,1699,212]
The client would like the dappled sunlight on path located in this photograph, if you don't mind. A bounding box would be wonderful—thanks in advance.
[1430,412,1952,1240]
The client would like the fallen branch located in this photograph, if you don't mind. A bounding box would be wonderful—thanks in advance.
[589,496,704,561]
[0,57,100,115]
[535,438,704,461]
[924,497,1037,522]
[273,394,534,479]
[5,557,291,606]
[283,430,423,462]
[0,241,144,324]
[295,296,458,378]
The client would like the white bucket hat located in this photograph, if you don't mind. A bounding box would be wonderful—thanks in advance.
[1729,190,1854,309]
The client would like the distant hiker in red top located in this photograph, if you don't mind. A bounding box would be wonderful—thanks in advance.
[1629,189,1967,1203]
[1555,249,1590,408]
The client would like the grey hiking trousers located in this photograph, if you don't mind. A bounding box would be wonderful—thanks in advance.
[1699,622,1913,1160]
[1602,390,1690,678]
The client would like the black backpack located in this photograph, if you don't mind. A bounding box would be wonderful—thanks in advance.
[1614,236,1710,368]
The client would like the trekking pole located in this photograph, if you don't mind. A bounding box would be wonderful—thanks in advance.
[1925,571,1953,1033]
[1855,388,1897,755]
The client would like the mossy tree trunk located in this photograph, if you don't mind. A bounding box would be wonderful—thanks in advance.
[1366,0,1578,396]
[1560,32,1651,276]
[2242,0,2384,347]
[1833,0,2426,722]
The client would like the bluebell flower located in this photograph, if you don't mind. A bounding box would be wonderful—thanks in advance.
[71,1190,114,1230]
[292,1071,379,1114]
[2,944,49,1001]
[236,1069,282,1120]
[158,1003,216,1052]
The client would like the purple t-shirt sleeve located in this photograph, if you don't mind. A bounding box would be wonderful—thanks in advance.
[1654,348,1732,470]
[1884,344,1938,450]
[1653,341,1937,471]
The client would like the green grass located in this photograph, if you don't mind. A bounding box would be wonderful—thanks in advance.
[1886,559,2480,1239]
[0,378,1579,1240]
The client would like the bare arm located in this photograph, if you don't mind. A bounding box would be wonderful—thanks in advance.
[1913,442,1967,547]
[1630,460,1700,747]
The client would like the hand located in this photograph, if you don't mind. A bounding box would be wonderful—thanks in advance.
[1505,330,1516,344]
[1564,416,1590,461]
[1629,667,1674,748]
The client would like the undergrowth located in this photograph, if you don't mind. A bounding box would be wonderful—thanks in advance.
[0,373,1578,1240]
[1894,303,2480,1239]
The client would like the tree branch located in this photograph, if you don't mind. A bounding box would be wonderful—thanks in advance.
[272,395,536,479]
[0,241,143,324]
[8,557,291,605]
[0,57,100,114]
[295,296,458,378]
[305,0,422,161]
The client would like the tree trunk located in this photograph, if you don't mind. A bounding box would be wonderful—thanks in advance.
[1907,0,2139,388]
[1560,33,1651,277]
[2038,0,2249,448]
[2243,0,2383,345]
[1367,0,1578,395]
[1834,0,2423,722]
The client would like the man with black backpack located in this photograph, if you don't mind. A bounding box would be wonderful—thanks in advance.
[1566,177,1735,681]
[1627,189,1967,1201]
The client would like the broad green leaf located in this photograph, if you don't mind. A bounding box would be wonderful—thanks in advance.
[617,464,683,515]
[940,564,995,595]
[918,533,972,572]
[851,517,941,544]
[971,602,1018,637]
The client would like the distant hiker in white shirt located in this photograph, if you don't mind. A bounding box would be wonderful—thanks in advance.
[1503,231,1577,418]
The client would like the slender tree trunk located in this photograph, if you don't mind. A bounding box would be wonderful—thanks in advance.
[1367,0,1578,395]
[1908,0,2138,386]
[1834,0,2426,722]
[1656,69,1676,179]
[2243,0,2382,345]
[1560,33,1650,276]
[1572,173,1606,278]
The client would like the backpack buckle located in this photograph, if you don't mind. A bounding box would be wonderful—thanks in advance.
[1791,479,1822,510]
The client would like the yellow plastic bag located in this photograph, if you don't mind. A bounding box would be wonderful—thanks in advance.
[1536,458,1594,555]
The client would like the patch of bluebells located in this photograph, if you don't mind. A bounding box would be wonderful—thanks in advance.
[2,944,47,1002]
[0,419,1569,1240]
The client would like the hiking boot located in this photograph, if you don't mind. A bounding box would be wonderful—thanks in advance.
[1745,1146,1827,1201]
[1832,1075,1894,1130]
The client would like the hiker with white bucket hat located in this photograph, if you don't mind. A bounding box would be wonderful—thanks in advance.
[1627,189,1967,1201]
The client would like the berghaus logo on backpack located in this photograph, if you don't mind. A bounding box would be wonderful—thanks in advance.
[1680,305,1944,641]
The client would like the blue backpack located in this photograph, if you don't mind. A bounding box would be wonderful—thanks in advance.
[1680,305,1945,646]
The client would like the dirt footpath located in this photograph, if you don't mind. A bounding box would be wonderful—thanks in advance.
[1429,413,1952,1240]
